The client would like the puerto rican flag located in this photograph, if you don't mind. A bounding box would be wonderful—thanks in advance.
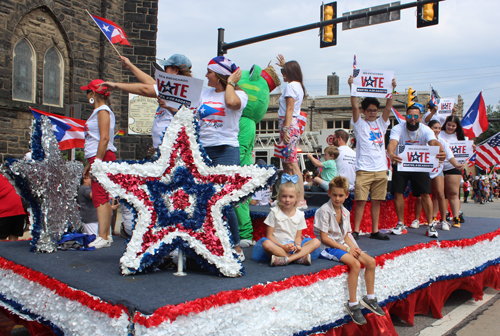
[462,92,488,139]
[90,14,131,46]
[467,153,477,168]
[30,108,86,150]
[391,107,404,124]
[298,111,307,134]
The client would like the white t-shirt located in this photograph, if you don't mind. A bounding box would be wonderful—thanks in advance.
[423,112,449,126]
[313,202,351,251]
[252,188,271,206]
[351,117,389,172]
[151,84,175,148]
[336,146,356,190]
[389,122,436,155]
[438,131,459,171]
[198,88,248,147]
[278,82,304,117]
[430,137,454,179]
[264,207,307,245]
[84,105,116,159]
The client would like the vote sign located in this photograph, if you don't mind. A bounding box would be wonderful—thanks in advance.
[351,69,394,99]
[154,68,204,109]
[398,145,439,172]
[437,98,455,115]
[448,140,473,164]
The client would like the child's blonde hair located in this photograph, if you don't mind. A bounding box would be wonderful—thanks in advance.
[324,146,339,159]
[277,181,301,208]
[328,175,349,194]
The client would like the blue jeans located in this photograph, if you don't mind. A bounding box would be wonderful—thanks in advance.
[204,145,240,246]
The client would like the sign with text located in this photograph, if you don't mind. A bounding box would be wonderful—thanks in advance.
[448,140,474,164]
[128,94,158,135]
[351,69,394,99]
[398,145,439,172]
[154,66,203,110]
[437,98,455,115]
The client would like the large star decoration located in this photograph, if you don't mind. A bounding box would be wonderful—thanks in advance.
[10,116,83,253]
[91,107,275,277]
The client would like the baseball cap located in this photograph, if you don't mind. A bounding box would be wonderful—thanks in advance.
[80,79,109,96]
[158,54,192,69]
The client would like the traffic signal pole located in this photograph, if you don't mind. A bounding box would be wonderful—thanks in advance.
[217,0,444,56]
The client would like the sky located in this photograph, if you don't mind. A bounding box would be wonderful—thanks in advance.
[157,0,500,111]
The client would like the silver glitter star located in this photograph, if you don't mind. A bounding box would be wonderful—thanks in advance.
[11,116,83,253]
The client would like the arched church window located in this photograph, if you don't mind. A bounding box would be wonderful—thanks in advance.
[43,47,63,106]
[12,39,35,102]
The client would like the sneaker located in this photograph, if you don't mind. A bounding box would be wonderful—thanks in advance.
[459,212,465,223]
[352,231,359,241]
[345,301,367,325]
[270,255,289,267]
[88,237,111,249]
[236,250,245,262]
[409,219,420,229]
[392,223,407,235]
[426,225,439,238]
[107,235,113,243]
[239,239,255,248]
[446,212,452,222]
[453,217,461,228]
[294,254,312,266]
[440,220,450,231]
[370,231,390,240]
[297,200,308,210]
[360,296,386,317]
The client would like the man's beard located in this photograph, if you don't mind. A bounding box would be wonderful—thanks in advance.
[407,122,419,131]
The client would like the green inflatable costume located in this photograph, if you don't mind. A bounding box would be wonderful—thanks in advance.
[235,64,280,242]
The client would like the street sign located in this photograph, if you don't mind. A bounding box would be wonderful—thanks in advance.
[342,2,400,30]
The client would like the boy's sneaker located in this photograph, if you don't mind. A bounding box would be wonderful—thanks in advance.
[360,296,386,316]
[270,255,289,267]
[370,232,390,240]
[440,220,450,231]
[236,250,245,262]
[459,212,465,223]
[352,232,359,241]
[88,237,111,249]
[426,225,439,238]
[239,239,255,248]
[297,200,308,210]
[392,223,407,235]
[345,302,367,325]
[409,219,420,229]
[453,217,461,228]
[294,254,312,266]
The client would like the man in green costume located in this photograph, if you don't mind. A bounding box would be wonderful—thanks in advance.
[235,64,280,247]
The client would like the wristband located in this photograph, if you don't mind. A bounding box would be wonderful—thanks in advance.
[347,246,351,253]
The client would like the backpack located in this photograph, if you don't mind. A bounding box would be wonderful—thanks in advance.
[472,180,479,189]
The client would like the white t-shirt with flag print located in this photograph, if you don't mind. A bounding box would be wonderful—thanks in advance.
[351,117,389,172]
[198,88,248,147]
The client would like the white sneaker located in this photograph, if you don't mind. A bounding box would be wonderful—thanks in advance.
[108,235,113,243]
[236,250,245,262]
[426,225,439,238]
[239,239,255,248]
[88,237,111,249]
[392,223,407,235]
[297,200,308,210]
[409,219,420,229]
[440,220,450,231]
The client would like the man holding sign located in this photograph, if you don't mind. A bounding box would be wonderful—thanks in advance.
[387,106,446,238]
[348,74,396,241]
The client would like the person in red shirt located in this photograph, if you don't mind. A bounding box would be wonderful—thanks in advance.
[0,174,26,241]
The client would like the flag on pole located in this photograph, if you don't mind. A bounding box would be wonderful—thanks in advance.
[89,14,130,46]
[391,107,404,124]
[475,132,500,171]
[353,55,357,69]
[298,111,307,134]
[30,108,86,150]
[461,92,488,139]
[467,153,476,168]
[114,130,126,139]
[429,86,440,109]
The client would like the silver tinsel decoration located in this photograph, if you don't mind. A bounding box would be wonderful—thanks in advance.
[11,116,83,253]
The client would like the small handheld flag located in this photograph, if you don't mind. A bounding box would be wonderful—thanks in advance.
[86,10,130,56]
[353,55,357,69]
[391,107,404,124]
[114,130,126,139]
[298,111,307,135]
[462,92,488,139]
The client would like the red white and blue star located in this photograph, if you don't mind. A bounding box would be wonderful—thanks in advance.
[91,107,275,277]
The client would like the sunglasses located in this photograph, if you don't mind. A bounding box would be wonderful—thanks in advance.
[365,109,378,113]
[406,114,419,119]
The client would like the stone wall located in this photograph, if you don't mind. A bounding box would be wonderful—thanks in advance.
[0,0,158,162]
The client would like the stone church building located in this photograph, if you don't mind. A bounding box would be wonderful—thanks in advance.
[0,0,159,162]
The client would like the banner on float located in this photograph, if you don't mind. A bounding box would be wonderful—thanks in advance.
[351,69,394,99]
[398,145,439,172]
[154,66,203,110]
[448,140,474,164]
[437,98,455,115]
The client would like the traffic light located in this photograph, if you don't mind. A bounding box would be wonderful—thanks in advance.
[407,87,416,107]
[417,1,439,28]
[320,2,337,48]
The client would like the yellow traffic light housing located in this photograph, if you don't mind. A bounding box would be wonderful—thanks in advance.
[320,2,337,48]
[407,87,416,107]
[417,1,439,28]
